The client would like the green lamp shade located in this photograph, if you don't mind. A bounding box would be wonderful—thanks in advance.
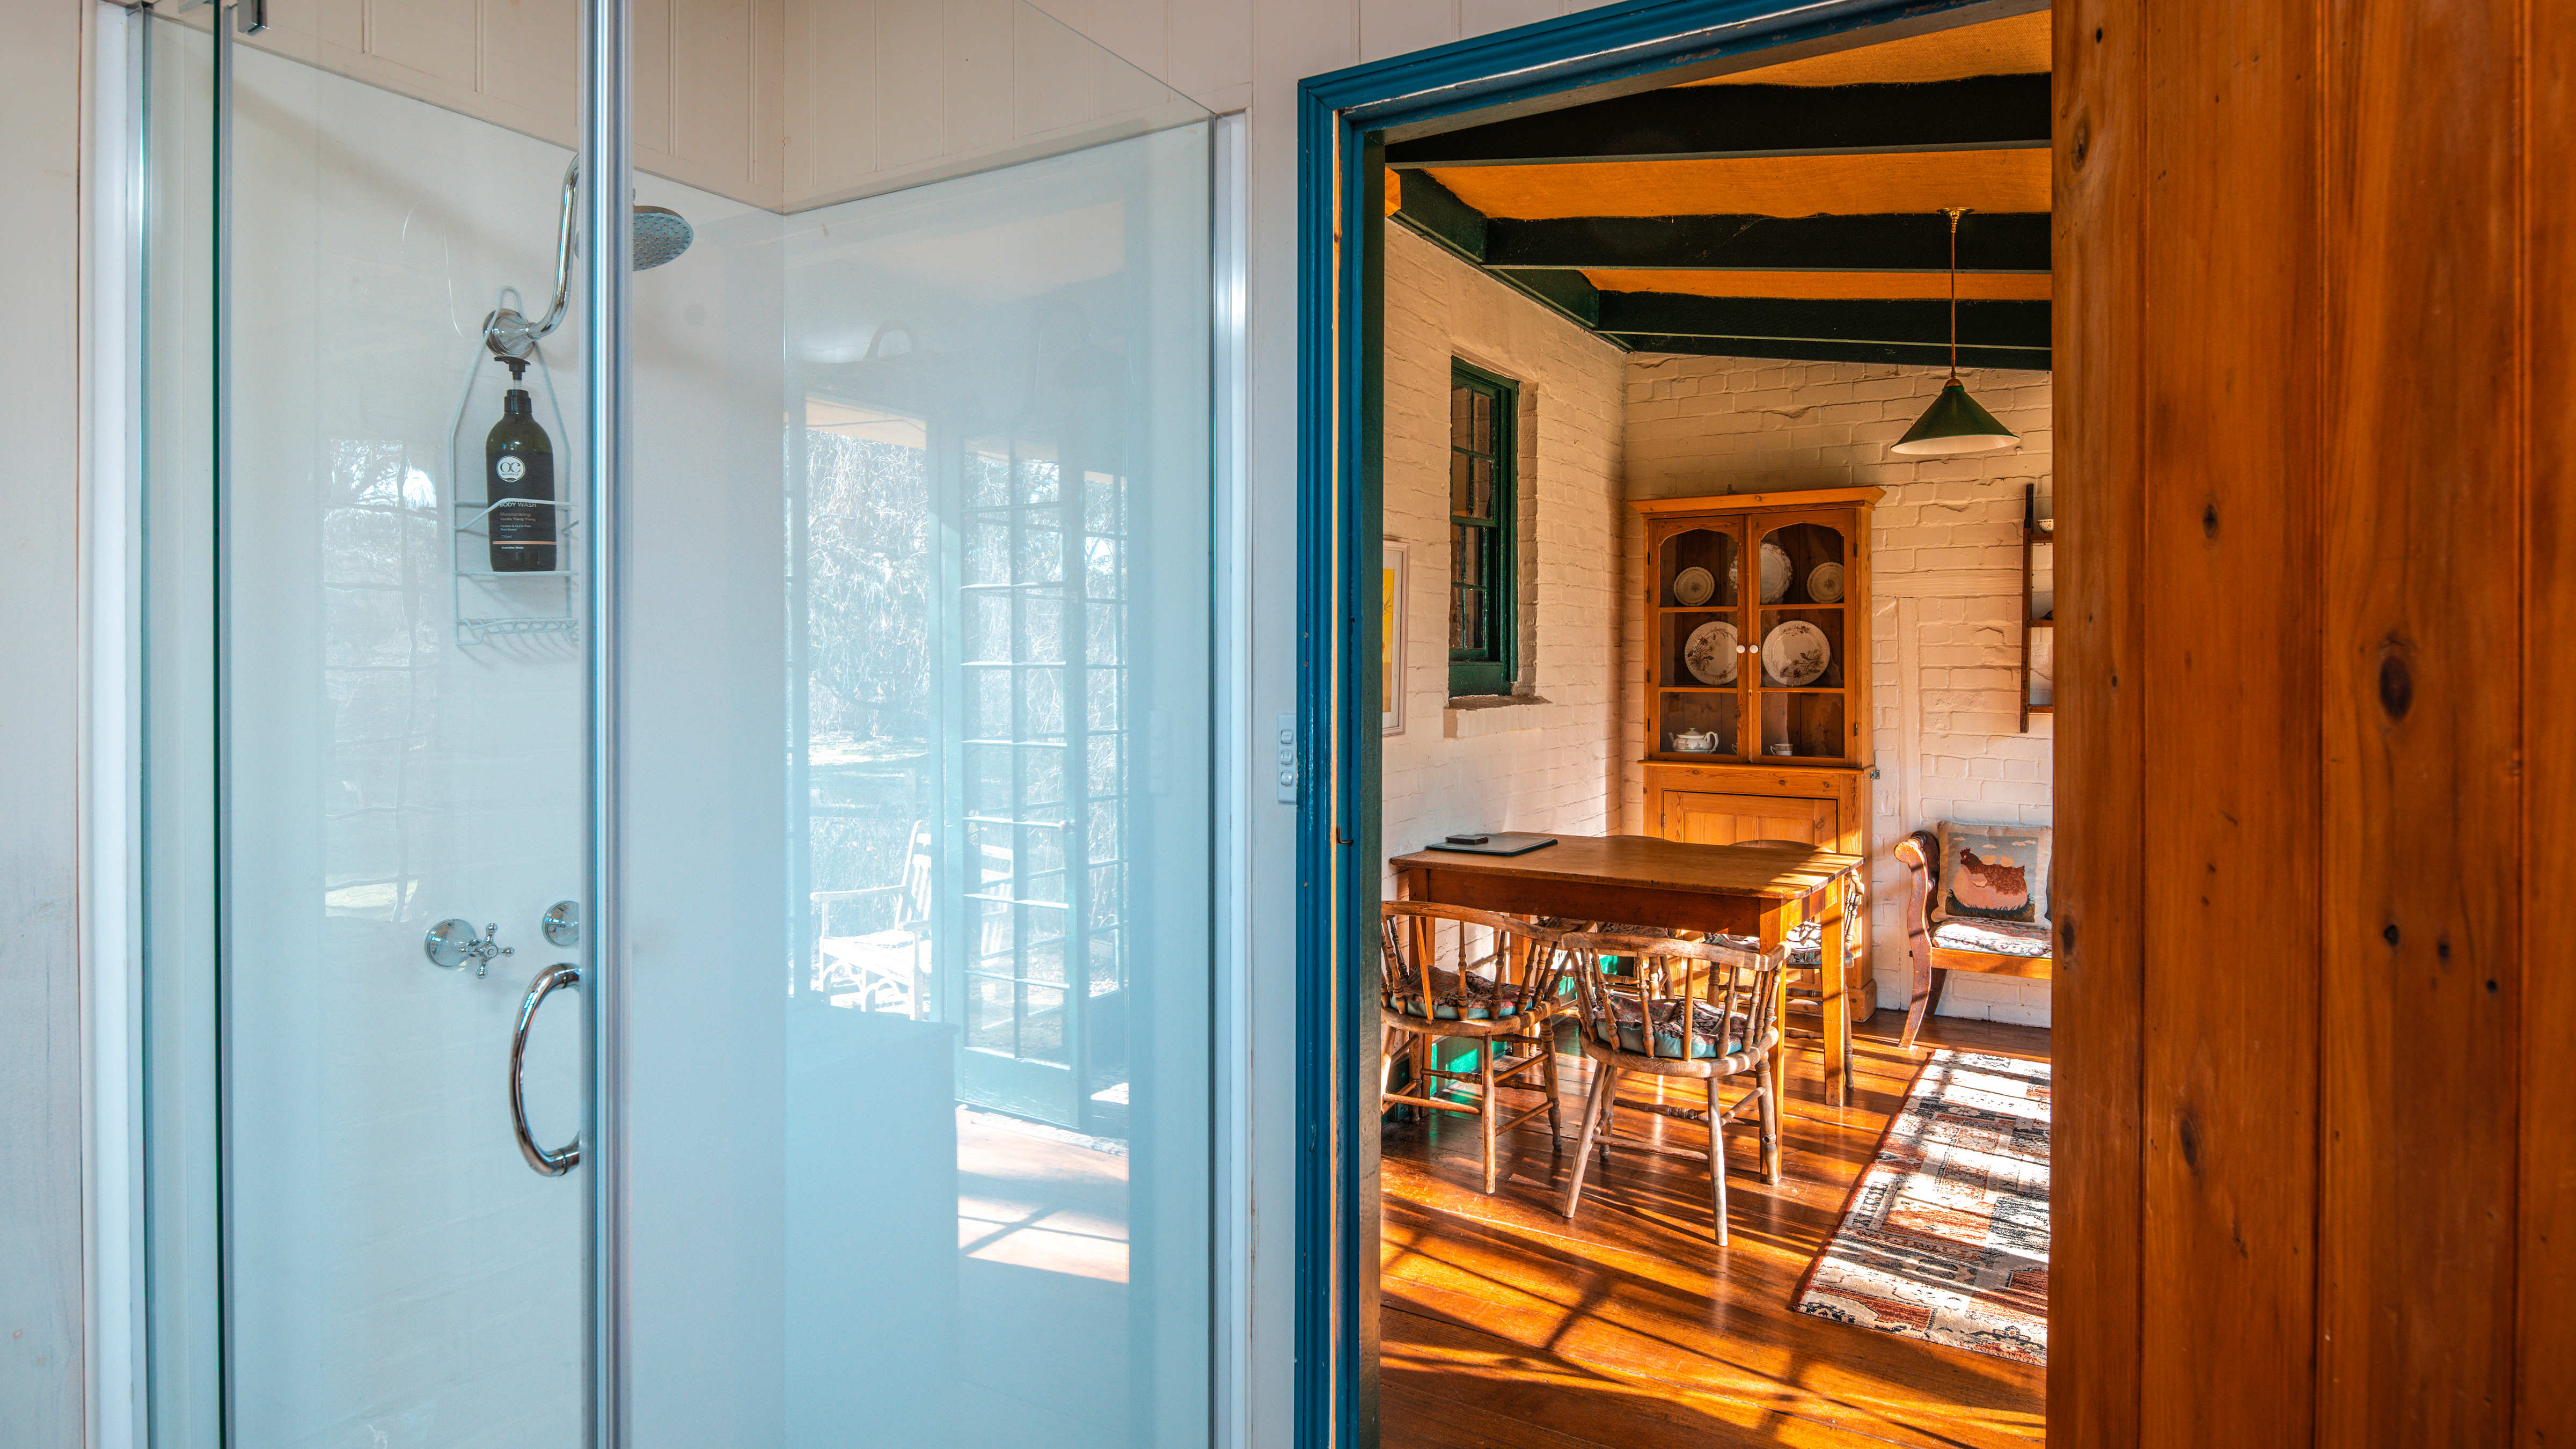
[1889,377,2019,457]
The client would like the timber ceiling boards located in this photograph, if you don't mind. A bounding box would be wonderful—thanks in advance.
[1387,9,2054,369]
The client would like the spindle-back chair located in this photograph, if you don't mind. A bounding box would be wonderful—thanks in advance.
[1378,902,1574,1194]
[1556,930,1785,1244]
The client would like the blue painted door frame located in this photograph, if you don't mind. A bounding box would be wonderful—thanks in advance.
[1293,1,2017,1442]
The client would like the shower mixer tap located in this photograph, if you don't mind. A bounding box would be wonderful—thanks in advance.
[424,919,515,978]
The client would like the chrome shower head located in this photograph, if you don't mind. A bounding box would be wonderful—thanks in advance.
[633,204,693,270]
[483,162,696,361]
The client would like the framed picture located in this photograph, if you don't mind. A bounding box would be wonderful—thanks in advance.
[1381,540,1408,735]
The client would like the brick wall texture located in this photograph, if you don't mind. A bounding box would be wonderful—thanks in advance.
[1379,228,1629,873]
[1623,353,2055,1026]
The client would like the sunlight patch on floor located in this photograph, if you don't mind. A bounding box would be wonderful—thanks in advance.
[956,1107,1131,1283]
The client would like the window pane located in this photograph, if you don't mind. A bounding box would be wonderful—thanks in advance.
[1452,586,1484,651]
[1450,452,1470,515]
[1472,390,1492,452]
[1471,457,1494,518]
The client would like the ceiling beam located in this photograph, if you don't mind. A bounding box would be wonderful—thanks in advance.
[1392,170,1602,331]
[1392,171,2055,368]
[1596,291,2051,352]
[1608,333,2049,369]
[1482,211,2050,273]
[1385,76,2050,167]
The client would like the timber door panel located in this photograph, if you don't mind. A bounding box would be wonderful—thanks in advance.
[1660,791,1836,848]
[2053,0,2570,1439]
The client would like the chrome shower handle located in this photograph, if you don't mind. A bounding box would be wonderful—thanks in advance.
[510,962,583,1177]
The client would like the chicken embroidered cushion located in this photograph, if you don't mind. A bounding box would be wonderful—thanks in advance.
[1931,821,2052,925]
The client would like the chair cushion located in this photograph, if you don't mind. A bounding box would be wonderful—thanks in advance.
[1706,920,1856,969]
[1931,917,2054,958]
[1596,996,1752,1060]
[1386,967,1530,1022]
[1538,918,1679,938]
[1931,821,2053,925]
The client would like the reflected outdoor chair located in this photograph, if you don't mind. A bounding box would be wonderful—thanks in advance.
[1378,903,1575,1194]
[812,822,934,1016]
[1556,931,1785,1245]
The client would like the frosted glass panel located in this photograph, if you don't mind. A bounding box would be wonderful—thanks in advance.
[185,25,593,1449]
[623,120,1214,1449]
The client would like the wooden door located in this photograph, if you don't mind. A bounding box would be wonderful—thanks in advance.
[1660,791,1835,848]
[2054,0,2573,1441]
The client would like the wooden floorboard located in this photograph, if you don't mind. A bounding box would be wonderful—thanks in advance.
[1381,1009,2050,1448]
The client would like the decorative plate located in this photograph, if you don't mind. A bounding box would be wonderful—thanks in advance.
[1684,620,1739,685]
[1762,620,1832,686]
[1672,566,1716,607]
[1759,541,1792,603]
[1808,561,1847,604]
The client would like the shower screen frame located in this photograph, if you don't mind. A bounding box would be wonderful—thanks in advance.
[575,0,628,1441]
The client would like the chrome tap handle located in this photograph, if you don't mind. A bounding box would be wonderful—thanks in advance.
[426,918,511,975]
[509,962,582,1176]
[474,924,515,978]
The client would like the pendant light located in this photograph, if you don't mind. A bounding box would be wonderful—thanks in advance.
[1890,207,2020,457]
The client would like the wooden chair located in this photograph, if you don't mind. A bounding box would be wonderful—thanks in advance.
[1378,903,1575,1194]
[1556,931,1785,1245]
[1892,829,2054,1048]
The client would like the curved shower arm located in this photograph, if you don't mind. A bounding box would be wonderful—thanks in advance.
[523,156,584,342]
[529,157,581,342]
[485,158,581,359]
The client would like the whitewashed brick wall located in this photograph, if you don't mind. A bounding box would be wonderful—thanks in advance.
[1380,228,1628,875]
[1623,354,2056,1027]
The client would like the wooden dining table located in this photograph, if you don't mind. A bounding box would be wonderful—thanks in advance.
[1388,833,1864,1108]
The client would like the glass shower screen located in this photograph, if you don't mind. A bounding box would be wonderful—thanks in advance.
[617,50,1216,1449]
[135,1,1215,1445]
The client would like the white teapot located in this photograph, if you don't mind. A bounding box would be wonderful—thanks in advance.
[1670,730,1716,753]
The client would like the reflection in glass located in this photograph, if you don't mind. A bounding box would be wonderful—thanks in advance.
[743,120,1212,1448]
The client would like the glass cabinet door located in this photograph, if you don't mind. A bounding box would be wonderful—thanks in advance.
[1751,514,1855,762]
[1650,521,1747,761]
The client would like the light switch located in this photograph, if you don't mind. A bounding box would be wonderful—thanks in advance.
[1274,713,1298,804]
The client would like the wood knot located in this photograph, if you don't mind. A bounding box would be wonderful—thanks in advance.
[2377,651,2412,720]
[2201,501,2219,538]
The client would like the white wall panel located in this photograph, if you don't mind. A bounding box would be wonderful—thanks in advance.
[0,0,91,1441]
[779,0,1198,210]
[634,0,677,157]
[1358,0,1457,65]
[671,0,757,174]
[244,0,784,210]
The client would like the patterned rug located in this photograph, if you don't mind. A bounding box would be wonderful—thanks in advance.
[1791,1049,2050,1365]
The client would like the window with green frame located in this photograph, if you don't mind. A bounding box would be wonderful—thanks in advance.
[1447,362,1517,696]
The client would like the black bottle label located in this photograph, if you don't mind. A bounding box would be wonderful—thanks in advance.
[487,448,557,572]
